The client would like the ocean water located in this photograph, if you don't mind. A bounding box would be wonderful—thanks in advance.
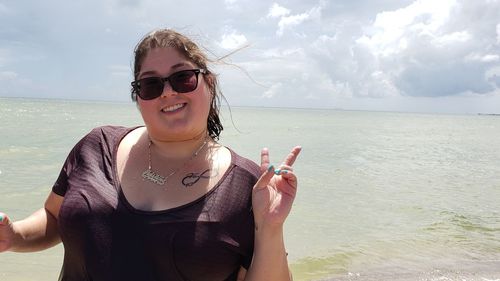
[0,97,499,281]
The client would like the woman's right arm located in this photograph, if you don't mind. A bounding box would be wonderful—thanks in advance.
[0,192,63,253]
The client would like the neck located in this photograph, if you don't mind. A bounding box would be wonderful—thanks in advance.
[146,131,211,160]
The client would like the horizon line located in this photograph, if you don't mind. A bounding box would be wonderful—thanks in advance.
[1,95,497,116]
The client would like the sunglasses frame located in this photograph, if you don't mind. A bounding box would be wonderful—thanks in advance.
[131,68,207,100]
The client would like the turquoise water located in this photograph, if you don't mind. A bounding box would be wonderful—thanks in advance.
[1,97,500,280]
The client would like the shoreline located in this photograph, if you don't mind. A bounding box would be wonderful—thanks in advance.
[312,266,500,281]
[317,273,500,281]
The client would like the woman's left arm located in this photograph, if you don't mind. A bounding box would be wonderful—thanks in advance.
[244,146,302,281]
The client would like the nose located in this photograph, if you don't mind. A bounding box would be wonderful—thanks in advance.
[160,80,177,98]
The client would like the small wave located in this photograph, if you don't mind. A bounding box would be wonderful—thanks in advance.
[291,251,362,280]
[317,268,500,281]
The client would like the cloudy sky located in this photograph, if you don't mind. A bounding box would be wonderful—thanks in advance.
[1,0,499,114]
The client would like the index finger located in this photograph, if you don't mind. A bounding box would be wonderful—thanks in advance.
[281,146,302,166]
[260,147,270,173]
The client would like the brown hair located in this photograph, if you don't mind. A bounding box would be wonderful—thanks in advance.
[131,29,223,140]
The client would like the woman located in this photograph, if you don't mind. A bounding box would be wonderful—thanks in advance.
[0,29,301,281]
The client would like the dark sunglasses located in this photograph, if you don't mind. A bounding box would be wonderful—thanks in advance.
[131,69,207,100]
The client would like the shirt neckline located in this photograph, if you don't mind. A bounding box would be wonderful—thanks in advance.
[111,126,236,215]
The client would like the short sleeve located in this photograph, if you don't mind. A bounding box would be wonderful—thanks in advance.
[51,138,84,196]
[51,125,133,197]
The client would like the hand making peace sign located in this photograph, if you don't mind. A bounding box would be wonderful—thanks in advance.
[252,146,302,231]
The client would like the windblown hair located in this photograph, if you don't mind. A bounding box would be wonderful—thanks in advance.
[131,29,223,140]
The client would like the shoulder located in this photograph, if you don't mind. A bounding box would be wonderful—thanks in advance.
[85,125,135,141]
[70,125,139,159]
[77,125,136,146]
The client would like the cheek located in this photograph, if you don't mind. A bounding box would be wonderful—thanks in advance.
[137,100,146,114]
[137,100,155,120]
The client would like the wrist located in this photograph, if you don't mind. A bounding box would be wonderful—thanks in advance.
[10,221,26,252]
[250,223,290,281]
[255,222,284,240]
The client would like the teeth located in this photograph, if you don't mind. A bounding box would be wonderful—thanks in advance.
[162,103,184,112]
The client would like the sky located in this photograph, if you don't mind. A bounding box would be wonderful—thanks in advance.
[1,0,500,114]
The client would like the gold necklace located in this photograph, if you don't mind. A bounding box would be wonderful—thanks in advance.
[142,138,208,186]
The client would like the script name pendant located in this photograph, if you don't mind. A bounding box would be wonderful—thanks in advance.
[142,169,166,185]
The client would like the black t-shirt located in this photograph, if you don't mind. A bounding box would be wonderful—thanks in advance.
[53,126,259,281]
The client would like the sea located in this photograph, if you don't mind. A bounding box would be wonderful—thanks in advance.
[0,97,499,281]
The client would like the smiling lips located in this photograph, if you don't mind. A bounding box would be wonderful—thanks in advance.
[161,103,186,112]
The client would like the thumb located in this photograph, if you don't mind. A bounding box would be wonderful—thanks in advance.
[0,213,10,226]
[254,165,275,190]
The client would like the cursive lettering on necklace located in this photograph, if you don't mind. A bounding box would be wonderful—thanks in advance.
[182,169,211,187]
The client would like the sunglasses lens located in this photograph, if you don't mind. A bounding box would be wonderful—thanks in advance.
[134,70,201,100]
[170,70,198,93]
[138,77,164,100]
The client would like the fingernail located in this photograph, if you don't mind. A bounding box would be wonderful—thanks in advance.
[0,214,4,223]
[267,165,274,172]
[274,169,281,175]
[282,170,288,174]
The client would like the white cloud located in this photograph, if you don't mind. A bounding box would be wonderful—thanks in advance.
[342,0,500,99]
[431,31,471,47]
[486,66,500,89]
[262,82,282,98]
[0,71,38,96]
[2,0,500,113]
[497,23,500,44]
[357,0,458,56]
[267,3,290,18]
[277,13,310,36]
[465,53,500,63]
[267,2,323,36]
[260,47,303,59]
[320,79,354,99]
[219,28,248,50]
[224,0,240,11]
[486,66,500,78]
[367,71,400,97]
[0,71,18,80]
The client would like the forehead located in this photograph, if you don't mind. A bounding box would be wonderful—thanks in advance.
[139,47,194,76]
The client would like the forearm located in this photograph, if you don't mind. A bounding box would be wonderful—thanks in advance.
[245,225,291,281]
[10,208,61,252]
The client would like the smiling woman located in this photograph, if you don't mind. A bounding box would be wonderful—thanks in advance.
[0,29,302,281]
[133,47,213,142]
